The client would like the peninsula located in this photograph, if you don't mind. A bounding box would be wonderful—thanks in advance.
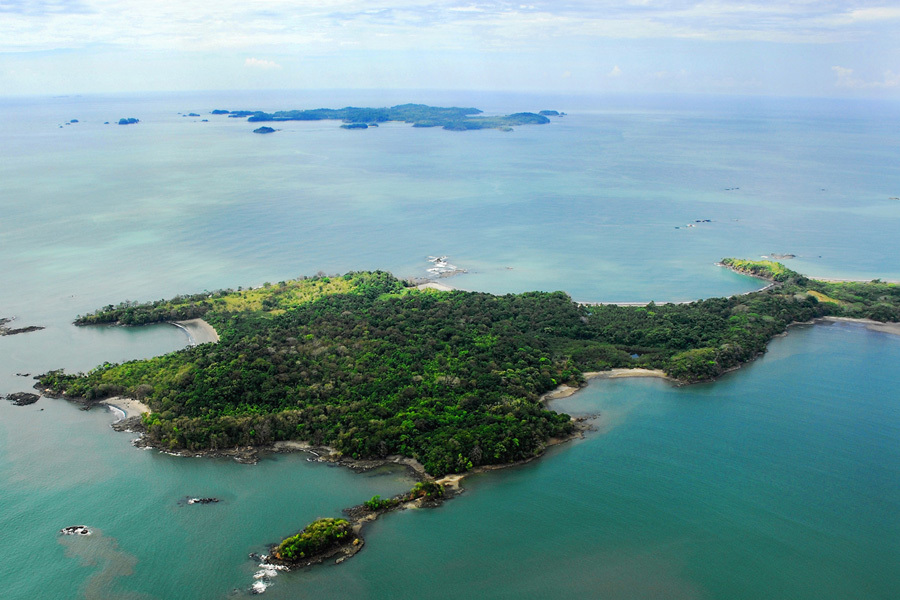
[38,260,899,477]
[210,104,552,131]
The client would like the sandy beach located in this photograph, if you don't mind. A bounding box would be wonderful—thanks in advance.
[540,369,671,403]
[586,368,671,380]
[416,282,456,292]
[98,396,151,418]
[173,318,220,345]
[820,316,900,336]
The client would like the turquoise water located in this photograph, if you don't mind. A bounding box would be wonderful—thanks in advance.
[1,91,899,598]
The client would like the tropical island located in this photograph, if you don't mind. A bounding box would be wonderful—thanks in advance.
[209,104,553,131]
[37,259,899,479]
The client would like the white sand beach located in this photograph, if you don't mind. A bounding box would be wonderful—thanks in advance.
[173,318,220,345]
[99,396,151,418]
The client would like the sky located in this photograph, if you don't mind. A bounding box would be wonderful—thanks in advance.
[1,0,899,97]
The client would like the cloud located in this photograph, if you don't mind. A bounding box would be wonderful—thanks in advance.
[843,6,900,22]
[832,65,900,89]
[608,65,622,77]
[3,0,900,55]
[245,57,281,70]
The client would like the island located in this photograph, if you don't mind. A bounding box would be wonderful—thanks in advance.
[210,103,551,131]
[118,118,139,125]
[264,481,446,570]
[252,126,276,134]
[38,260,899,477]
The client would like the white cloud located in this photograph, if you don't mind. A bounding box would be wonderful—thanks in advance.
[608,65,622,77]
[844,7,900,22]
[832,65,900,89]
[245,57,281,70]
[3,0,900,55]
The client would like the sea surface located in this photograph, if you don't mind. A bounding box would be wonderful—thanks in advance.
[1,90,899,598]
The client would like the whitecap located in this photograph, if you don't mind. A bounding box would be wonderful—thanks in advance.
[250,580,268,594]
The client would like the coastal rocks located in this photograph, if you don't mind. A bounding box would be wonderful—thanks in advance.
[0,317,45,336]
[6,392,40,406]
[187,497,219,505]
[132,436,260,463]
[426,256,467,278]
[60,525,91,536]
[768,253,796,260]
[111,416,145,433]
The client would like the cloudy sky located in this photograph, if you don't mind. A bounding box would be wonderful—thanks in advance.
[1,0,898,97]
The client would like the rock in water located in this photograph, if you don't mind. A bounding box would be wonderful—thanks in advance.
[60,525,91,535]
[6,392,39,406]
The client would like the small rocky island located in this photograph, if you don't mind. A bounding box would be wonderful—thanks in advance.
[252,126,276,134]
[0,317,44,336]
[118,118,140,125]
[5,392,40,406]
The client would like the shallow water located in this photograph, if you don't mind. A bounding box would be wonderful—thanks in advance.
[1,91,899,598]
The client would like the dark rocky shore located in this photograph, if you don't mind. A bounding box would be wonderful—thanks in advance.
[0,317,45,336]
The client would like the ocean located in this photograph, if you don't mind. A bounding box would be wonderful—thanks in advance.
[1,90,898,598]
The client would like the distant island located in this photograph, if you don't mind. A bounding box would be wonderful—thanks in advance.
[252,126,276,134]
[209,104,555,131]
[118,118,139,125]
[38,259,899,477]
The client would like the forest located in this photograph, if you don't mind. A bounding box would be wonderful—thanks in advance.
[223,103,552,130]
[39,262,899,476]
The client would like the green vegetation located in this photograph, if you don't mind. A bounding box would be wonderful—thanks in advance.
[40,261,899,476]
[363,495,397,511]
[721,258,799,282]
[273,518,353,561]
[361,481,445,513]
[231,104,551,131]
[408,480,445,501]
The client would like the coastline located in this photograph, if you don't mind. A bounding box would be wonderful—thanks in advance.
[540,369,671,403]
[818,316,900,336]
[98,396,150,419]
[172,318,219,345]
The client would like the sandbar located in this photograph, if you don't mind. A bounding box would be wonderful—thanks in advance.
[819,316,900,336]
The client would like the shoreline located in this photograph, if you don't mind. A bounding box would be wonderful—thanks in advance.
[817,316,900,336]
[171,318,219,345]
[98,396,151,419]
